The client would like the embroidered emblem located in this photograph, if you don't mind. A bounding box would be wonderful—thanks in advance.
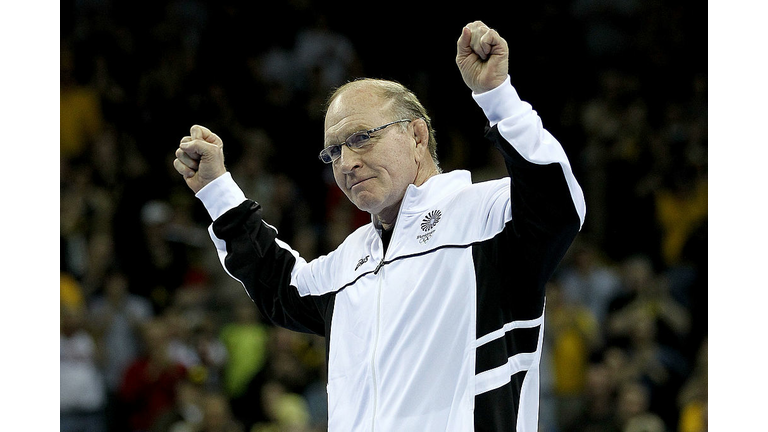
[420,210,442,232]
[355,255,370,271]
[416,231,435,244]
[417,209,442,244]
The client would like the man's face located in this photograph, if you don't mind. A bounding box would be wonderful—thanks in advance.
[324,86,418,224]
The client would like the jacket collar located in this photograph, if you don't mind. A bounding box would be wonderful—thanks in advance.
[371,170,472,230]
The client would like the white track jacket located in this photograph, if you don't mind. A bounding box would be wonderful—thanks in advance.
[196,76,586,431]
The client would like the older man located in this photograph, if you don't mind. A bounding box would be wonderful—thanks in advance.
[174,21,585,432]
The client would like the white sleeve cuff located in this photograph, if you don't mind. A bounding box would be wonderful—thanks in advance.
[471,75,527,127]
[195,172,247,221]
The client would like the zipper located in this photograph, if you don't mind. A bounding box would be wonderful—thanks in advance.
[370,265,384,432]
[369,196,407,431]
[370,223,392,431]
[373,259,385,274]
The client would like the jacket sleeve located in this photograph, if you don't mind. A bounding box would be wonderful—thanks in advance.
[473,75,586,294]
[196,173,331,335]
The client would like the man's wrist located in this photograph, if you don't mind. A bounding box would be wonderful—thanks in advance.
[471,75,526,126]
[195,172,247,220]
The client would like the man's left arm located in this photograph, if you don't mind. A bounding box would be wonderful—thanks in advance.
[473,75,586,237]
[457,21,586,281]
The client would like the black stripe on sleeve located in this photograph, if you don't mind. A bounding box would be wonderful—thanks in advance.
[484,123,581,243]
[213,200,331,335]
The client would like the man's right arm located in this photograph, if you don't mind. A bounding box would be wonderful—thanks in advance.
[174,126,330,335]
[195,173,330,335]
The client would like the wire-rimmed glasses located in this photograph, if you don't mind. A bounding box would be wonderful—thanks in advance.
[318,119,412,164]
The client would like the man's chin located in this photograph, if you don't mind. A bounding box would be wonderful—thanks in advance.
[351,198,377,215]
[348,192,382,215]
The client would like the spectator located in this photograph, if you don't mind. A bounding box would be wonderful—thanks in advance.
[90,269,154,392]
[557,239,621,325]
[60,43,103,162]
[61,272,86,311]
[293,14,359,93]
[544,280,601,428]
[252,381,312,432]
[61,304,107,432]
[219,302,271,429]
[198,392,245,432]
[60,161,116,295]
[89,269,154,431]
[606,255,691,351]
[615,380,665,432]
[190,313,229,390]
[616,311,689,429]
[654,168,707,268]
[156,378,205,432]
[120,319,187,432]
[677,339,707,432]
[565,362,620,432]
[165,388,244,432]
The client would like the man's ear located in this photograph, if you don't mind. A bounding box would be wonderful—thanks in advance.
[412,118,430,162]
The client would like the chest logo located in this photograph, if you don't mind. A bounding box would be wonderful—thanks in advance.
[420,210,442,232]
[355,255,370,271]
[417,209,442,244]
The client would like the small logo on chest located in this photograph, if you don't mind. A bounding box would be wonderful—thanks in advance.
[421,210,442,231]
[417,209,442,244]
[355,255,370,271]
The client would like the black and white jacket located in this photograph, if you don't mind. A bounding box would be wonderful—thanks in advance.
[196,76,586,431]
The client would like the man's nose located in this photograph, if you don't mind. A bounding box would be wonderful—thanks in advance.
[337,145,362,173]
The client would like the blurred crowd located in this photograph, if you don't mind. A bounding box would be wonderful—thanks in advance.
[60,1,706,432]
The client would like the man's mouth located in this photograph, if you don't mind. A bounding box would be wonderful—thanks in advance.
[349,177,372,189]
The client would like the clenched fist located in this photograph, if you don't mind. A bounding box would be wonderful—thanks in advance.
[173,125,227,194]
[456,21,509,94]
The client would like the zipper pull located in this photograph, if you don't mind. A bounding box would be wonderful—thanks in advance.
[374,260,385,274]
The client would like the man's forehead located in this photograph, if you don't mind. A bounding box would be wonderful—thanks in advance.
[324,88,392,140]
[326,86,384,121]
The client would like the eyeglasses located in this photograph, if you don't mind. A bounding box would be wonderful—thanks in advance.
[319,119,412,164]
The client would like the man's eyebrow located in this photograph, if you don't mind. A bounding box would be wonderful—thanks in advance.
[323,134,344,148]
[323,130,341,147]
[325,125,367,147]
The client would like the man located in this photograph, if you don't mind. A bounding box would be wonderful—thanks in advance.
[173,21,586,432]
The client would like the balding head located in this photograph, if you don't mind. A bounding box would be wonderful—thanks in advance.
[326,78,439,165]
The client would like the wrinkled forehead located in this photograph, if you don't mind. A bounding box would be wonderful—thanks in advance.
[324,85,395,141]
